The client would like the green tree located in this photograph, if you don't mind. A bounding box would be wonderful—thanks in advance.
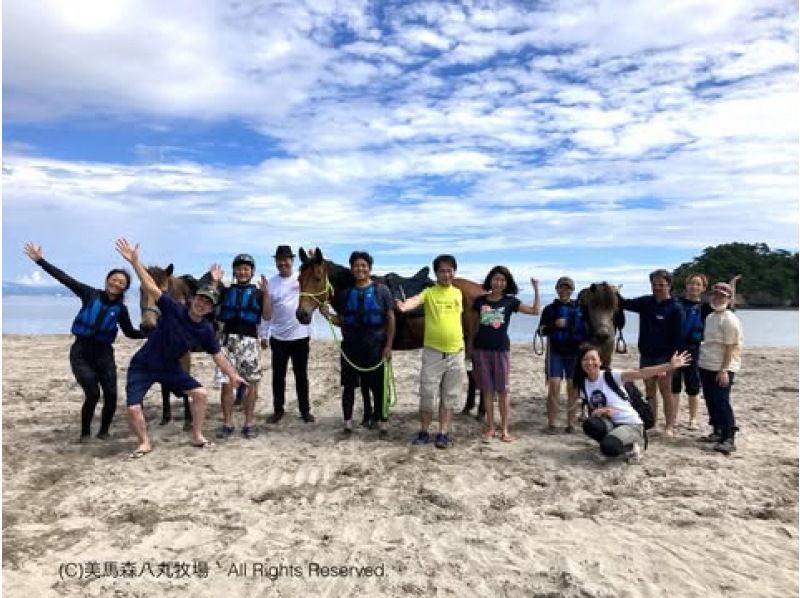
[673,243,798,307]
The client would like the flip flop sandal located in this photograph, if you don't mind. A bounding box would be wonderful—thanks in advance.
[192,440,214,449]
[128,448,152,460]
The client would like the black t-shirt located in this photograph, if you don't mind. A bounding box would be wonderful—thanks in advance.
[472,295,521,352]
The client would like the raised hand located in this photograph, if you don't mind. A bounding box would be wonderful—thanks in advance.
[208,263,224,283]
[23,242,43,262]
[115,238,139,264]
[259,274,269,292]
[670,351,691,369]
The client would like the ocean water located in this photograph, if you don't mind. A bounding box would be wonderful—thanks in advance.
[2,294,798,347]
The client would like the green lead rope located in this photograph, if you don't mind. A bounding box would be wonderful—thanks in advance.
[319,314,397,420]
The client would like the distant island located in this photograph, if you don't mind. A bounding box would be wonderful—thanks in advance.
[673,243,798,309]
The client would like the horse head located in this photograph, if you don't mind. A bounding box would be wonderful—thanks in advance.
[578,282,620,367]
[140,264,173,334]
[296,247,332,325]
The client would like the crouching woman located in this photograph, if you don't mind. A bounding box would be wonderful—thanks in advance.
[573,344,690,463]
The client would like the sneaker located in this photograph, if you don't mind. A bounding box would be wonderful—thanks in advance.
[434,433,449,449]
[713,439,736,454]
[241,425,257,439]
[564,425,575,434]
[698,432,721,443]
[343,420,353,434]
[627,442,642,464]
[302,413,316,423]
[267,412,284,424]
[412,431,430,445]
[686,418,699,431]
[543,424,558,435]
[96,431,110,440]
[215,424,234,439]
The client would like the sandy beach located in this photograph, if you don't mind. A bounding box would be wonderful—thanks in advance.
[2,335,798,597]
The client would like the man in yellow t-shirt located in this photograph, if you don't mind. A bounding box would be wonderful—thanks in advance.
[396,254,465,449]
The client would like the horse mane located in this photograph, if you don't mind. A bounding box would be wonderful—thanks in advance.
[579,282,618,311]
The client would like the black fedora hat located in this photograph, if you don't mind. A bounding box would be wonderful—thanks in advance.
[273,245,296,258]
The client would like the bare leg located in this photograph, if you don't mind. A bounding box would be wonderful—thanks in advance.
[546,378,562,427]
[482,391,495,438]
[439,406,453,435]
[644,377,659,424]
[188,387,209,445]
[220,384,234,427]
[687,394,700,428]
[498,392,512,441]
[658,375,676,436]
[565,381,578,428]
[127,405,151,453]
[419,409,433,433]
[244,383,258,427]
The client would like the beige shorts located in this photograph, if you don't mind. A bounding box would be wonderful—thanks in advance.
[419,347,465,412]
[214,334,262,384]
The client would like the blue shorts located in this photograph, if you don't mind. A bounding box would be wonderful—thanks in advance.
[125,362,201,407]
[545,347,576,380]
[639,353,672,368]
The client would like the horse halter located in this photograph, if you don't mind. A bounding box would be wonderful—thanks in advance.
[299,275,334,306]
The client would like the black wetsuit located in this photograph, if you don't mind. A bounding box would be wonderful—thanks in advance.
[36,259,143,437]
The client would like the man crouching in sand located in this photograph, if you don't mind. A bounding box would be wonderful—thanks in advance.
[115,238,246,458]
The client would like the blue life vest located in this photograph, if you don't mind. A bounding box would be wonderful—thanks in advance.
[343,285,385,328]
[550,300,586,347]
[219,284,261,326]
[682,301,704,344]
[70,297,122,344]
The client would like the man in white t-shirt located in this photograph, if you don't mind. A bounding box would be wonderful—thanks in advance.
[260,245,314,424]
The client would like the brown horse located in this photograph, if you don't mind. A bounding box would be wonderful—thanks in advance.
[577,282,625,368]
[139,264,197,428]
[295,248,484,353]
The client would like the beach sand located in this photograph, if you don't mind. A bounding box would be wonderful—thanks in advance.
[2,335,798,597]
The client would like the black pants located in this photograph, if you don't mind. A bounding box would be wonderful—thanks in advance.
[342,362,386,423]
[69,339,117,437]
[270,337,310,416]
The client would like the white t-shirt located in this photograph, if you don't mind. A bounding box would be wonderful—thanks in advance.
[698,310,743,372]
[580,370,642,426]
[259,273,309,341]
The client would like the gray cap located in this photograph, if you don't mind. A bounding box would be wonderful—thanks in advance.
[555,276,575,290]
[195,285,220,304]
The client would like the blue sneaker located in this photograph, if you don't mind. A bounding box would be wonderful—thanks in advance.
[434,433,449,449]
[412,431,430,445]
[241,425,257,439]
[215,424,234,439]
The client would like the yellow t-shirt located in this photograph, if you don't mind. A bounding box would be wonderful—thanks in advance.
[420,284,464,353]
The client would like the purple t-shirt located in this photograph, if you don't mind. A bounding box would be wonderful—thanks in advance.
[472,295,521,352]
[131,293,220,371]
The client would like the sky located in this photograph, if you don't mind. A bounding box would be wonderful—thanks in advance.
[3,0,798,297]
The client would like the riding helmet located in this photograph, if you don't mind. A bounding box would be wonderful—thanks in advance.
[232,253,256,269]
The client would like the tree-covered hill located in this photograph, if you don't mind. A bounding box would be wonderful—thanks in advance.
[673,243,798,308]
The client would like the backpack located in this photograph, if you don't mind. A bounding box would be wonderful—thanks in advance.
[584,371,654,448]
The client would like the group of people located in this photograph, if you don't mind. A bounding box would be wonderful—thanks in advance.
[25,240,743,463]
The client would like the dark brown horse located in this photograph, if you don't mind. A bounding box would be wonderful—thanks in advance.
[139,264,197,428]
[577,282,625,368]
[295,248,484,353]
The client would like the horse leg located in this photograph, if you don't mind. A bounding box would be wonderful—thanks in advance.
[160,385,172,425]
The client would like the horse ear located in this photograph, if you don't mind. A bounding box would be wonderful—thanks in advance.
[590,283,597,292]
[299,248,308,264]
[166,264,174,276]
[313,247,323,263]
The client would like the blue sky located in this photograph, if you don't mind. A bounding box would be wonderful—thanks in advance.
[3,0,798,297]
